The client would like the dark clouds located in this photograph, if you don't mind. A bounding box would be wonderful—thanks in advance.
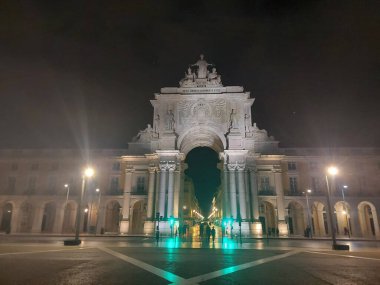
[0,0,379,148]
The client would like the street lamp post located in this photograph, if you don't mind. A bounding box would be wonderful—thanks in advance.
[95,188,101,235]
[64,184,70,206]
[303,189,313,238]
[325,166,349,250]
[65,167,94,246]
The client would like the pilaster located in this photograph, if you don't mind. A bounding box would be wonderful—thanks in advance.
[120,167,134,234]
[146,167,156,220]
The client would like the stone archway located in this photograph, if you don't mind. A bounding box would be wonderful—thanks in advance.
[334,201,351,236]
[311,201,328,237]
[41,202,56,233]
[0,203,13,233]
[358,201,380,238]
[259,201,276,236]
[131,200,146,234]
[104,201,121,233]
[178,126,226,155]
[19,202,33,233]
[287,201,305,236]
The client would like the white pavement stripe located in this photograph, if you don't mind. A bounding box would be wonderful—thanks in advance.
[0,248,85,256]
[97,246,192,284]
[305,251,380,261]
[180,250,301,285]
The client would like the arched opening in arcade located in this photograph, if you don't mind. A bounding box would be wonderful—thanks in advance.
[62,202,76,233]
[0,203,13,233]
[185,147,221,217]
[131,200,146,234]
[41,202,56,233]
[19,202,33,233]
[358,201,380,238]
[287,201,305,236]
[104,201,121,233]
[259,201,276,236]
[311,201,328,237]
[334,201,352,236]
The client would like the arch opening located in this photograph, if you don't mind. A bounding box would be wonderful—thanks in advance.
[185,147,221,215]
[105,201,121,233]
[178,127,225,155]
[0,203,13,233]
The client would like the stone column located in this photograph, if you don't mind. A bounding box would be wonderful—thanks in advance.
[10,205,20,233]
[237,169,247,219]
[31,205,44,233]
[228,165,237,219]
[166,165,175,218]
[249,169,260,221]
[349,207,360,238]
[97,203,106,234]
[120,167,134,234]
[244,169,251,221]
[53,204,65,233]
[173,168,181,218]
[158,165,167,218]
[274,168,288,236]
[222,167,230,218]
[146,167,156,220]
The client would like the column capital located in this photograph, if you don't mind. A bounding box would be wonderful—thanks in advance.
[125,166,134,174]
[148,166,156,173]
[227,163,237,171]
[272,165,282,173]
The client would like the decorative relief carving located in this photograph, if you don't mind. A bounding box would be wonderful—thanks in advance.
[178,99,227,127]
[227,161,246,171]
[159,161,177,171]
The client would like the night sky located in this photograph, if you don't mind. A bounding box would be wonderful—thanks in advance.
[1,0,379,150]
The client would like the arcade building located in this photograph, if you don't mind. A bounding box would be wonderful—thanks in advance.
[0,55,379,239]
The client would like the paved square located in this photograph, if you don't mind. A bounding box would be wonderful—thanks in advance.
[0,237,380,284]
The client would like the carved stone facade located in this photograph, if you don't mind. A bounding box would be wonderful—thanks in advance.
[0,56,379,238]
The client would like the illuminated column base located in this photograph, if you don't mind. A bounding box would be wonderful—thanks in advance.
[278,220,288,237]
[230,222,251,237]
[156,221,177,236]
[143,221,155,235]
[250,222,263,237]
[119,220,130,234]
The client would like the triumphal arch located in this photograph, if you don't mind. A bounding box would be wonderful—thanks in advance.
[121,55,283,236]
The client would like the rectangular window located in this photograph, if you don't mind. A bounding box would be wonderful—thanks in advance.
[260,176,270,191]
[31,163,39,171]
[309,161,318,170]
[311,177,321,192]
[28,177,36,193]
[137,177,145,193]
[48,176,57,192]
[289,177,298,193]
[112,162,121,171]
[288,162,297,171]
[51,163,59,171]
[358,176,366,192]
[8,177,16,193]
[110,177,119,193]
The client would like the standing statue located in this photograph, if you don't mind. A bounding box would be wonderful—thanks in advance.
[166,110,175,131]
[229,109,239,129]
[244,114,251,132]
[192,54,212,79]
[154,114,160,134]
